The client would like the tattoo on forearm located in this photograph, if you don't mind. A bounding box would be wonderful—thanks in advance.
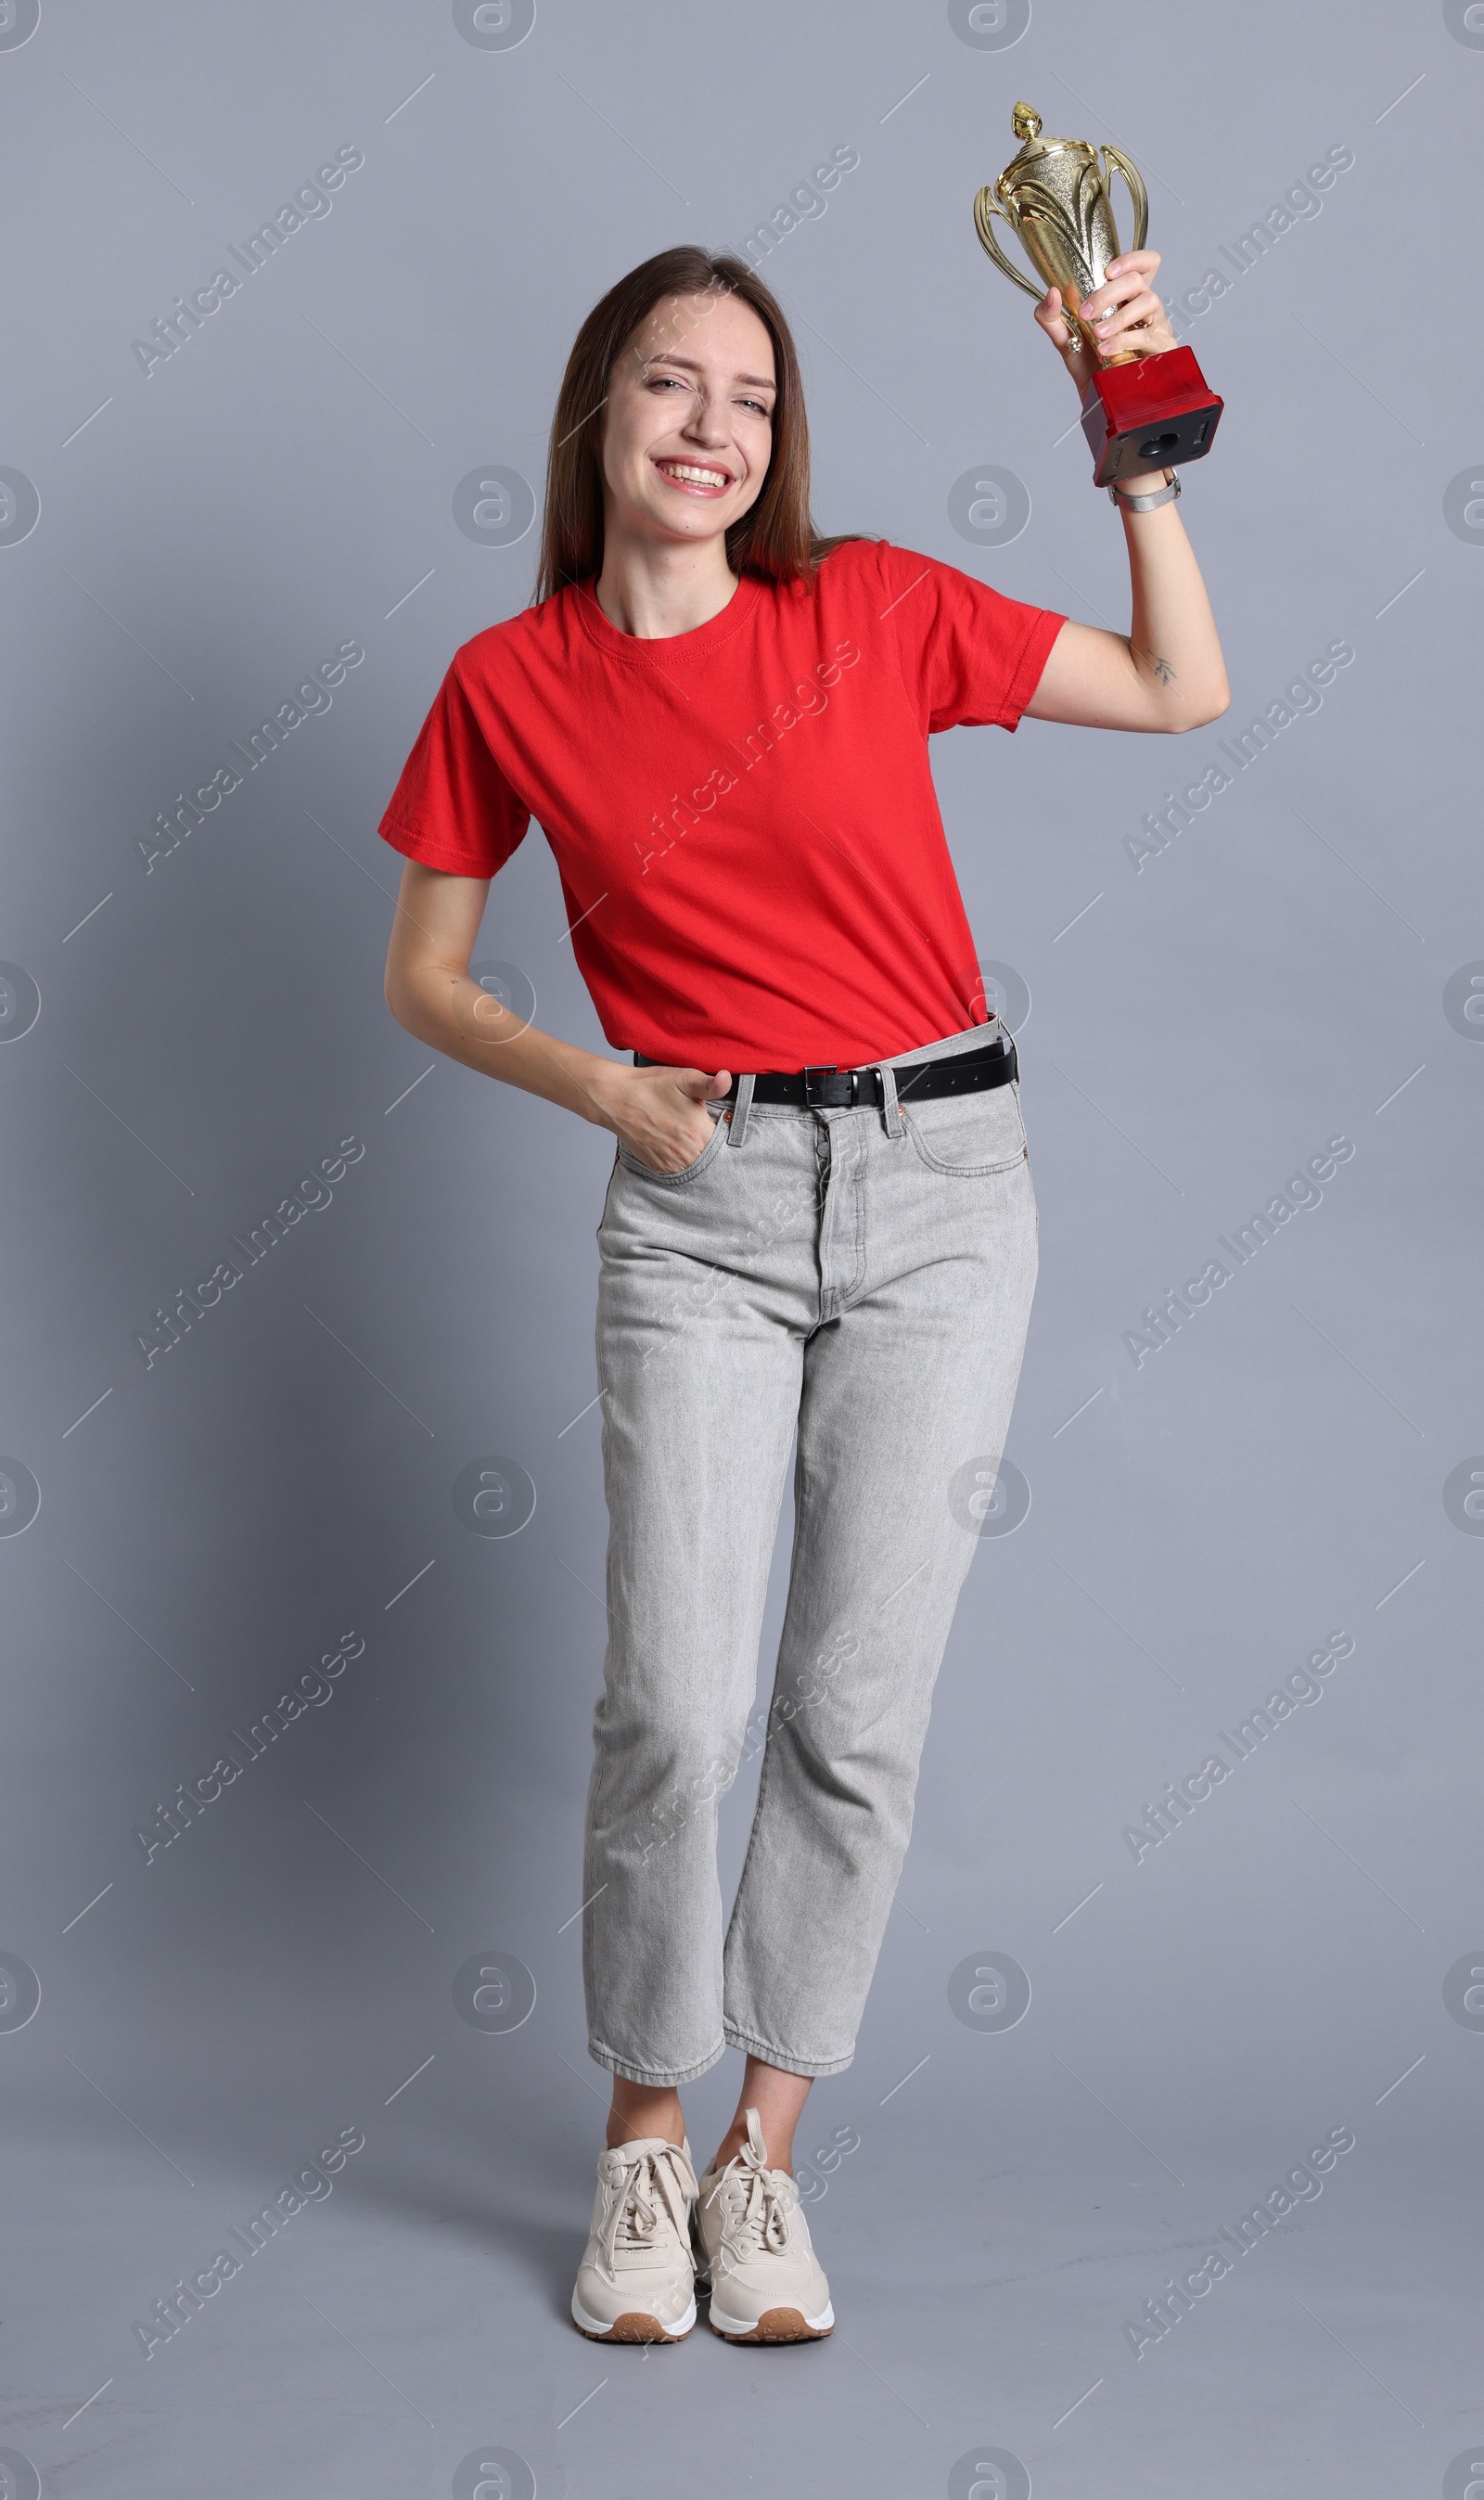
[1148,653,1176,686]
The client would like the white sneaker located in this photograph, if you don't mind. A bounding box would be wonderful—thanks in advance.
[569,2135,699,2341]
[695,2109,834,2342]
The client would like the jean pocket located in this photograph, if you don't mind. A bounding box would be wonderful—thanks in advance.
[615,1108,729,1186]
[902,1083,1027,1176]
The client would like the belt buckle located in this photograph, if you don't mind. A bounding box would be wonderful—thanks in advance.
[802,1064,851,1109]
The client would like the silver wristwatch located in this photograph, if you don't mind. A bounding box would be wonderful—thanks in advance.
[1108,467,1181,511]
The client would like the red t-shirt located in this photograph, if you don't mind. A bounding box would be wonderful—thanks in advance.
[377,536,1064,1070]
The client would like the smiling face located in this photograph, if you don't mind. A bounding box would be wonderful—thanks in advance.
[597,289,777,557]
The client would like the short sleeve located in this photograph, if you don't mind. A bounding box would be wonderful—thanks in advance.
[876,541,1066,736]
[377,656,531,878]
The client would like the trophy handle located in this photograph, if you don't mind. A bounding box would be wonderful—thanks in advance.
[1099,146,1148,255]
[972,186,1046,303]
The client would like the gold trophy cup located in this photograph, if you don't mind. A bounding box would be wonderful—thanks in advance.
[973,102,1222,485]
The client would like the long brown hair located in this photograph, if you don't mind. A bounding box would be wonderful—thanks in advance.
[534,245,860,603]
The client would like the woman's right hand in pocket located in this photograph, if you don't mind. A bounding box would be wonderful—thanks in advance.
[583,1060,732,1173]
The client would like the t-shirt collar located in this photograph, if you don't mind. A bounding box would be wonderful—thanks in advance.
[572,570,761,664]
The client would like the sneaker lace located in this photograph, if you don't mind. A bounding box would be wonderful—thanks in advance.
[704,2113,793,2265]
[600,2141,697,2275]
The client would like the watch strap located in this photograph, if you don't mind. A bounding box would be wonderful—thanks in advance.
[1108,468,1181,511]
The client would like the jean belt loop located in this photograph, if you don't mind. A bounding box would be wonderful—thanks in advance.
[726,1070,756,1148]
[876,1059,906,1140]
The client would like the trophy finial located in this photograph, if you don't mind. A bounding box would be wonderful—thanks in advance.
[1010,101,1042,141]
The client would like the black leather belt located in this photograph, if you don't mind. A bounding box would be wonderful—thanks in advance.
[633,1027,1017,1109]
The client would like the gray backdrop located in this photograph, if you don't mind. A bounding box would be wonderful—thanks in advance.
[3,3,1480,2495]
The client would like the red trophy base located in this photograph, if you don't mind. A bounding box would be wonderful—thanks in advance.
[1081,345,1223,488]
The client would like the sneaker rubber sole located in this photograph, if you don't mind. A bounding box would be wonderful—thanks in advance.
[569,2288,697,2342]
[706,2299,834,2343]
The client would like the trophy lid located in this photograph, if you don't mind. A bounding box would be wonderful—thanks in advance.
[1004,99,1087,165]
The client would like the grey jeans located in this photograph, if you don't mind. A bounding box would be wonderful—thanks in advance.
[584,1019,1039,2084]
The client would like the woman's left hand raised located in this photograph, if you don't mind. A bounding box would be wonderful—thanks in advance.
[1034,248,1175,399]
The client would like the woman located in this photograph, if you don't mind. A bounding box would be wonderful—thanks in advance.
[379,243,1227,2346]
